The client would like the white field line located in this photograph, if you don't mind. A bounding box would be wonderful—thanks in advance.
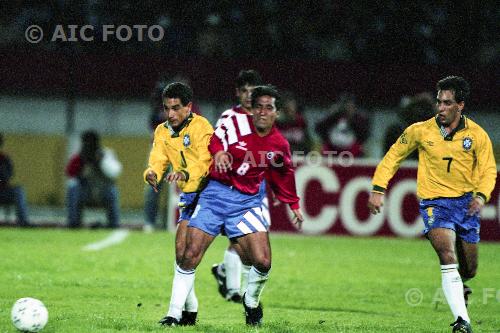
[82,229,130,251]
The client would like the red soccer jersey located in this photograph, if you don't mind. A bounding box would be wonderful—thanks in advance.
[209,113,300,209]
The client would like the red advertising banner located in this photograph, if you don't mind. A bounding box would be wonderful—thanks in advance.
[167,159,499,241]
[270,160,500,241]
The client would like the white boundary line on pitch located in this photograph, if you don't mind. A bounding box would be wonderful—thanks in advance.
[82,229,130,251]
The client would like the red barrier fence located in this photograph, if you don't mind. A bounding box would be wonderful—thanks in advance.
[270,160,500,241]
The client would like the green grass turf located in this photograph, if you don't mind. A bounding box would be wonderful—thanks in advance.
[1,228,499,332]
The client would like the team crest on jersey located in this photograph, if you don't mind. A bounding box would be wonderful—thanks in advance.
[462,137,472,151]
[183,134,191,147]
[266,152,275,160]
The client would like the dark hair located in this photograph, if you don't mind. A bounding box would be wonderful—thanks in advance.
[251,85,282,110]
[236,70,263,89]
[436,76,470,104]
[162,82,193,106]
[81,130,100,147]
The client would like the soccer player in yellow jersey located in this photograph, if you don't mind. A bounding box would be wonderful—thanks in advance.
[143,82,213,326]
[368,76,497,333]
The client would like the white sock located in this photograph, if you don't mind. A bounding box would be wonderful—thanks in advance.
[167,265,195,320]
[441,264,470,322]
[241,264,252,294]
[224,248,242,296]
[184,285,198,312]
[244,266,269,308]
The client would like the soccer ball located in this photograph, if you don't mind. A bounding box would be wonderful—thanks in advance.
[11,298,48,332]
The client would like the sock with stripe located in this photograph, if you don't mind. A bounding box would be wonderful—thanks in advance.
[240,264,252,294]
[224,248,242,296]
[244,266,269,308]
[167,265,195,320]
[441,264,470,322]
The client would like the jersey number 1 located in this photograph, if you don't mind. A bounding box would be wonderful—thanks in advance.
[442,157,453,173]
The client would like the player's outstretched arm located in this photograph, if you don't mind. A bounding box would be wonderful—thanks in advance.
[367,192,384,215]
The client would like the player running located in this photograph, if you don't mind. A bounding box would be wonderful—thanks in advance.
[144,82,213,326]
[368,76,496,333]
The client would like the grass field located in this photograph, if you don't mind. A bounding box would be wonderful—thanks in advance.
[1,228,499,333]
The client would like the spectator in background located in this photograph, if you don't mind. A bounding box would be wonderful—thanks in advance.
[276,91,313,154]
[383,92,435,159]
[316,94,369,157]
[66,130,122,228]
[0,133,30,227]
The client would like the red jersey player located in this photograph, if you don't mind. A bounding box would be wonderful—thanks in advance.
[160,85,303,327]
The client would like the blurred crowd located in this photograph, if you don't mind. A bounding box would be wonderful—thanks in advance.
[1,1,498,64]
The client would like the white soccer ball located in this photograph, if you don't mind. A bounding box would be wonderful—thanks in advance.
[11,298,48,332]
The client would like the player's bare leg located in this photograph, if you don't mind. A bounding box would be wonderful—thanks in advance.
[231,241,253,295]
[456,238,478,308]
[236,231,271,325]
[427,228,471,327]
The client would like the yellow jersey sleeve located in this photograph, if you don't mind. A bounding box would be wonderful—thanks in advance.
[143,125,170,182]
[372,123,420,192]
[474,130,497,202]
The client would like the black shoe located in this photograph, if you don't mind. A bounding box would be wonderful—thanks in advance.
[463,284,472,308]
[159,316,179,327]
[211,264,228,299]
[179,311,197,326]
[450,316,472,333]
[243,294,263,326]
[227,292,242,303]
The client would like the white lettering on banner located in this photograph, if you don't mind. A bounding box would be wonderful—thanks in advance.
[387,180,422,237]
[293,165,339,234]
[340,177,384,235]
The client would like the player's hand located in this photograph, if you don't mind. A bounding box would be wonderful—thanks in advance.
[271,191,281,207]
[214,151,232,173]
[165,171,185,184]
[467,196,485,216]
[367,192,384,215]
[145,170,159,193]
[291,208,304,230]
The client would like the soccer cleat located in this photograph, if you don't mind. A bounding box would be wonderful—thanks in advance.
[450,316,472,333]
[158,316,179,327]
[463,284,472,308]
[179,311,197,326]
[227,292,242,303]
[243,294,263,326]
[211,264,228,299]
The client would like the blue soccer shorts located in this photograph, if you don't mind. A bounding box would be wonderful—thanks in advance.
[419,192,480,243]
[177,192,200,222]
[188,180,269,239]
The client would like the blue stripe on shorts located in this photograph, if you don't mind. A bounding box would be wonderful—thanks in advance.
[188,180,269,238]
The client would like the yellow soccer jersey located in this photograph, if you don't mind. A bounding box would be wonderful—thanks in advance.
[143,113,214,193]
[372,116,497,201]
